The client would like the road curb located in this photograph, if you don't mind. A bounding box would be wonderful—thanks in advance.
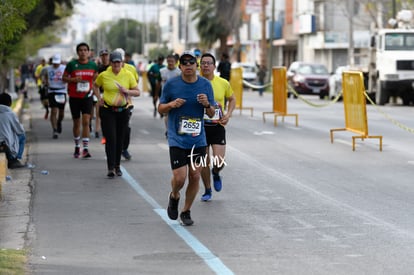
[0,92,31,250]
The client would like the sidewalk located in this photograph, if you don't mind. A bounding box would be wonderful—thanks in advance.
[0,94,32,249]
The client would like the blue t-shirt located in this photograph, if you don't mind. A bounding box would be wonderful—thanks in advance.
[160,76,215,149]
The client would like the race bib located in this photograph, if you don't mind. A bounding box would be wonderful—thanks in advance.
[178,117,201,135]
[76,81,90,93]
[204,103,223,123]
[204,107,222,121]
[54,94,66,104]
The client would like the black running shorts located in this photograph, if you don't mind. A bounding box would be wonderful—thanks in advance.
[169,146,207,170]
[204,124,226,145]
[69,96,94,119]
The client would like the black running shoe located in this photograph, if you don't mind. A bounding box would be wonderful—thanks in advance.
[8,159,25,169]
[57,121,62,133]
[107,170,115,178]
[122,150,131,160]
[82,149,91,158]
[74,147,80,158]
[115,167,122,176]
[167,193,179,220]
[180,210,194,226]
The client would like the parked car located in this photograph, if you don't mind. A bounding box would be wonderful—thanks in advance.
[329,65,348,100]
[232,62,258,83]
[329,65,369,100]
[287,61,330,99]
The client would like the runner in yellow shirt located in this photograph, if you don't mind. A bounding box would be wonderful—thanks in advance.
[112,48,139,160]
[94,51,140,178]
[34,58,49,119]
[199,53,236,201]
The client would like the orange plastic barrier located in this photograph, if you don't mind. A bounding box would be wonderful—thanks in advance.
[0,153,6,195]
[330,71,382,151]
[262,67,298,126]
[230,67,253,116]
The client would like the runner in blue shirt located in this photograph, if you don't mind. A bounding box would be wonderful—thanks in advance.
[158,51,215,226]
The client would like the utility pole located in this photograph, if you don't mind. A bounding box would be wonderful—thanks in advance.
[392,0,396,20]
[156,0,161,46]
[260,0,267,67]
[268,0,275,81]
[348,0,355,66]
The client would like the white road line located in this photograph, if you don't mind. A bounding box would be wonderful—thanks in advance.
[121,166,234,275]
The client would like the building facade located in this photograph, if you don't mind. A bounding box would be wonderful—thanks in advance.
[157,0,377,73]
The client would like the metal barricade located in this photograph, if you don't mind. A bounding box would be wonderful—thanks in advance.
[262,67,298,126]
[330,71,383,151]
[230,67,253,116]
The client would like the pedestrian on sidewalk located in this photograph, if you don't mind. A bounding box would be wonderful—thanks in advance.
[94,51,140,178]
[199,53,236,201]
[63,42,98,159]
[217,52,231,81]
[158,51,215,226]
[0,93,26,169]
[257,64,267,96]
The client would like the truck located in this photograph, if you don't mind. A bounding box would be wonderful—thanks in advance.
[368,10,414,105]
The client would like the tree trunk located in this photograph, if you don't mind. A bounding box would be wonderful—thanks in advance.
[0,66,8,93]
[219,35,228,58]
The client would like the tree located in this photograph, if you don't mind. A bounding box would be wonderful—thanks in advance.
[190,0,242,57]
[89,19,159,56]
[0,0,74,93]
[0,0,37,50]
[352,0,414,28]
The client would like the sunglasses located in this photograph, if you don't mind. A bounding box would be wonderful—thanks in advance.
[200,61,214,66]
[180,59,196,66]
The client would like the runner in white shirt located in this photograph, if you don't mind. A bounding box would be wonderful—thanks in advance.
[46,54,67,139]
[160,54,182,137]
[160,54,181,85]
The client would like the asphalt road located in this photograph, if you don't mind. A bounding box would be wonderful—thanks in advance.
[14,89,414,274]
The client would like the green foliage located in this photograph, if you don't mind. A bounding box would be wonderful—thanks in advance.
[148,45,171,61]
[362,0,414,27]
[190,0,241,53]
[89,19,159,56]
[0,0,75,93]
[106,19,143,54]
[0,0,74,56]
[190,0,219,49]
[26,0,73,30]
[0,249,27,275]
[0,0,38,49]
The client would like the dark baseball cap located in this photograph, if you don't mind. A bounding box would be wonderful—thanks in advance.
[110,51,122,62]
[180,50,196,61]
[99,48,109,56]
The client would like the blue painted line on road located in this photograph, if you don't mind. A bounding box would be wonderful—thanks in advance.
[121,166,234,275]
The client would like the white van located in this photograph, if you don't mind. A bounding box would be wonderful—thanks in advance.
[232,62,258,83]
